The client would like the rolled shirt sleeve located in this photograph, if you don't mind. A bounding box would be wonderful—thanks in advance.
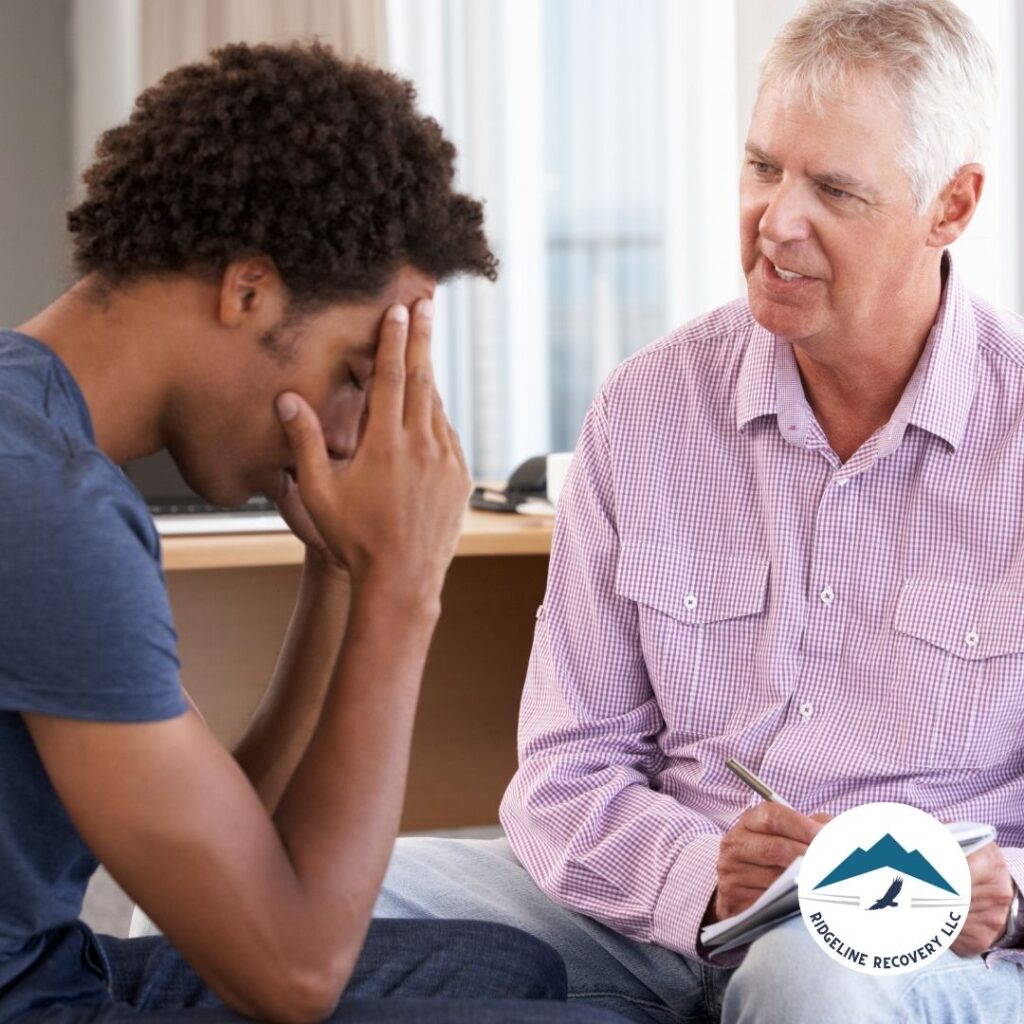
[500,392,726,963]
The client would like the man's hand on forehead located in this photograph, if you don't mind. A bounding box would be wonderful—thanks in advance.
[274,296,470,594]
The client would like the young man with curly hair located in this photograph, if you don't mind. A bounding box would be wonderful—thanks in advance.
[0,42,623,1024]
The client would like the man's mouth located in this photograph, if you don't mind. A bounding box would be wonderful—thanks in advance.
[770,260,806,280]
[767,257,808,281]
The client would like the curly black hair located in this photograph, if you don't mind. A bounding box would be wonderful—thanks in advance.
[68,42,498,306]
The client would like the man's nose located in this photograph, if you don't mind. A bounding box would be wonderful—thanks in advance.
[758,179,812,245]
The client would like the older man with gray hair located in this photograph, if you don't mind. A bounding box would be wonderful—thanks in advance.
[377,2,1024,1020]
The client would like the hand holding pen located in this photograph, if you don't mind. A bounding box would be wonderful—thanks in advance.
[705,758,830,926]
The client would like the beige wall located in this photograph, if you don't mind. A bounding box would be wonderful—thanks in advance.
[0,0,72,325]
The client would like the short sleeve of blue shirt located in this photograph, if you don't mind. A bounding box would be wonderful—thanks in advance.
[0,333,184,721]
[0,453,185,720]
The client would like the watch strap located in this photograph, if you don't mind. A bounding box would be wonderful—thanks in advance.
[995,884,1024,949]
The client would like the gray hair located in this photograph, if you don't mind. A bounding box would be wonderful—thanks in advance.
[759,0,997,213]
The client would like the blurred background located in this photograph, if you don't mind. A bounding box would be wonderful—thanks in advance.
[3,0,1021,479]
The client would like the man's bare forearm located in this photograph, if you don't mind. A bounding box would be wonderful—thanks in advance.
[271,571,440,955]
[232,553,351,812]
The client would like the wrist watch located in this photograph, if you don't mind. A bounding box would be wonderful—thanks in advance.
[995,884,1024,949]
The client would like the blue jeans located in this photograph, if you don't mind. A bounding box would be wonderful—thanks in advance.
[374,837,1024,1024]
[2,917,628,1022]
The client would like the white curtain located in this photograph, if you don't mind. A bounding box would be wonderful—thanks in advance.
[385,0,547,475]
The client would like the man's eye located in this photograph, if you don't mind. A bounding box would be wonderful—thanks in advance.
[821,183,852,200]
[347,368,365,392]
[749,160,776,175]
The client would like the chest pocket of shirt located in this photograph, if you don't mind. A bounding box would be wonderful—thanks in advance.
[614,546,770,746]
[891,579,1024,770]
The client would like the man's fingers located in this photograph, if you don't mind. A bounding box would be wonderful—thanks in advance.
[744,802,824,845]
[276,391,329,499]
[717,806,826,919]
[404,299,435,433]
[365,304,409,438]
[430,389,451,451]
[718,863,782,892]
[448,422,469,474]
[730,832,808,869]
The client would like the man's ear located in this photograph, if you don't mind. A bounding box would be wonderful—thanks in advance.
[218,256,282,327]
[927,164,984,249]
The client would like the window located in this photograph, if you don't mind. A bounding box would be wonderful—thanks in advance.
[389,0,741,476]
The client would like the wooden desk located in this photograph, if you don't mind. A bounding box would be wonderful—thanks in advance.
[163,509,553,831]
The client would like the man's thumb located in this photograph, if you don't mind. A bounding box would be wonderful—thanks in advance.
[276,393,300,423]
[276,392,327,478]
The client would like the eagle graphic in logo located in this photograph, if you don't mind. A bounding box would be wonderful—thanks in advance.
[867,875,903,910]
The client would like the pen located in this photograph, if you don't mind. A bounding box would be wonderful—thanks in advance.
[725,757,794,809]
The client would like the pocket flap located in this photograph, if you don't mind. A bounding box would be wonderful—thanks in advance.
[615,545,769,624]
[894,578,1024,661]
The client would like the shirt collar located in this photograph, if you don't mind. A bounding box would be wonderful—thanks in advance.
[735,319,777,432]
[734,315,812,447]
[734,251,978,453]
[905,251,978,452]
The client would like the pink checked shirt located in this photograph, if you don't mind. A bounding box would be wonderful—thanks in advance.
[500,256,1024,968]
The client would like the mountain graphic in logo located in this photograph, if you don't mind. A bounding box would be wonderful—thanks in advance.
[812,833,957,894]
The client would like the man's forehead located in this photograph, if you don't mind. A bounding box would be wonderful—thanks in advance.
[747,82,908,197]
[318,270,438,361]
[382,265,438,304]
[752,72,902,134]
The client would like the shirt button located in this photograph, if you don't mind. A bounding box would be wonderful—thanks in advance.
[684,593,698,611]
[965,628,979,648]
[820,585,835,605]
[799,701,814,719]
[835,477,850,487]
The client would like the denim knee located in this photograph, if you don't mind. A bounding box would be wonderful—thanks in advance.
[470,920,569,1000]
[724,914,1024,1024]
[720,916,897,1024]
[347,918,568,1002]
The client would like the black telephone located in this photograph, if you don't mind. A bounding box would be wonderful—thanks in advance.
[470,455,548,512]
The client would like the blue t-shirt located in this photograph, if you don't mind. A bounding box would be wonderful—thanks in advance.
[0,330,187,1001]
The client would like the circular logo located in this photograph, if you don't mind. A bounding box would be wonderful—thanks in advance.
[798,802,970,975]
